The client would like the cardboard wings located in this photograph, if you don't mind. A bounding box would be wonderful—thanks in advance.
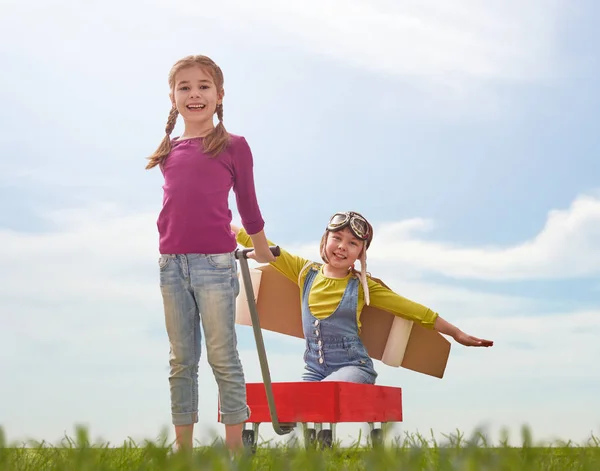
[235,264,451,378]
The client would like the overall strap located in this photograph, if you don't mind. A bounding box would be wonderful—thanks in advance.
[297,260,319,286]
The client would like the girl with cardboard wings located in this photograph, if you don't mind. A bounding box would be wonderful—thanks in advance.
[232,211,492,384]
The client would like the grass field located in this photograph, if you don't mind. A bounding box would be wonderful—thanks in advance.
[2,426,599,470]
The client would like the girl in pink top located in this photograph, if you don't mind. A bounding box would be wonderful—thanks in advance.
[146,55,275,453]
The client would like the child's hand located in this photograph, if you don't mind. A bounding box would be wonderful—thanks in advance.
[434,317,493,347]
[453,331,493,347]
[248,247,276,264]
[244,229,276,263]
[230,224,241,236]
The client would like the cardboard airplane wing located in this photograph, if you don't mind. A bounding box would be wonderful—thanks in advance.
[236,264,451,379]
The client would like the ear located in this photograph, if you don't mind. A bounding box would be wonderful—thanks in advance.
[169,92,175,107]
[217,88,225,104]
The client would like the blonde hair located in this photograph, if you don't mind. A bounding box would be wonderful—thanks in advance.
[319,231,372,306]
[145,55,230,170]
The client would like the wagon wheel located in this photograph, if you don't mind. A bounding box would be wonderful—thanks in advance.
[316,429,333,449]
[370,428,384,448]
[242,428,258,453]
[303,427,316,448]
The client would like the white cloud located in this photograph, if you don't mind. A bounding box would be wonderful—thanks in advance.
[0,203,158,304]
[366,193,600,281]
[232,0,563,81]
[1,0,563,83]
[1,198,599,448]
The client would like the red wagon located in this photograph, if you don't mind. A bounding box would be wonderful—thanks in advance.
[241,380,402,449]
[227,247,403,451]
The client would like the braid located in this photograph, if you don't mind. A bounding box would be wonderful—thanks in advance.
[358,249,370,306]
[350,248,370,305]
[165,106,179,135]
[146,106,179,170]
[203,102,230,157]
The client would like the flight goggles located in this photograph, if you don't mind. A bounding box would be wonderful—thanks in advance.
[327,211,373,247]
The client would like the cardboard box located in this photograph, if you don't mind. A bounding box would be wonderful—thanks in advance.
[236,265,451,379]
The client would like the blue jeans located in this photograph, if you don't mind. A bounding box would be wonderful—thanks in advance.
[159,252,249,426]
[303,365,377,384]
[302,340,377,384]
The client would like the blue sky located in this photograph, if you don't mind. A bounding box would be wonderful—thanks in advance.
[1,0,599,447]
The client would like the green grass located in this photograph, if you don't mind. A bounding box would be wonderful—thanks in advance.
[1,426,599,470]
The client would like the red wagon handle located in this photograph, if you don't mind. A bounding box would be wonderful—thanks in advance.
[234,246,294,436]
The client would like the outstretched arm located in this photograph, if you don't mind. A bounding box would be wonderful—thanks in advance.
[434,316,493,347]
[367,278,493,347]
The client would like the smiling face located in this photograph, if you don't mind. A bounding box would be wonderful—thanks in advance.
[170,65,223,128]
[323,227,365,273]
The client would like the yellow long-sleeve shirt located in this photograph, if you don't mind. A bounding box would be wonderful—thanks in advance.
[236,228,438,330]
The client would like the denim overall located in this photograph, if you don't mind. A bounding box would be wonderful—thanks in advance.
[301,265,378,384]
